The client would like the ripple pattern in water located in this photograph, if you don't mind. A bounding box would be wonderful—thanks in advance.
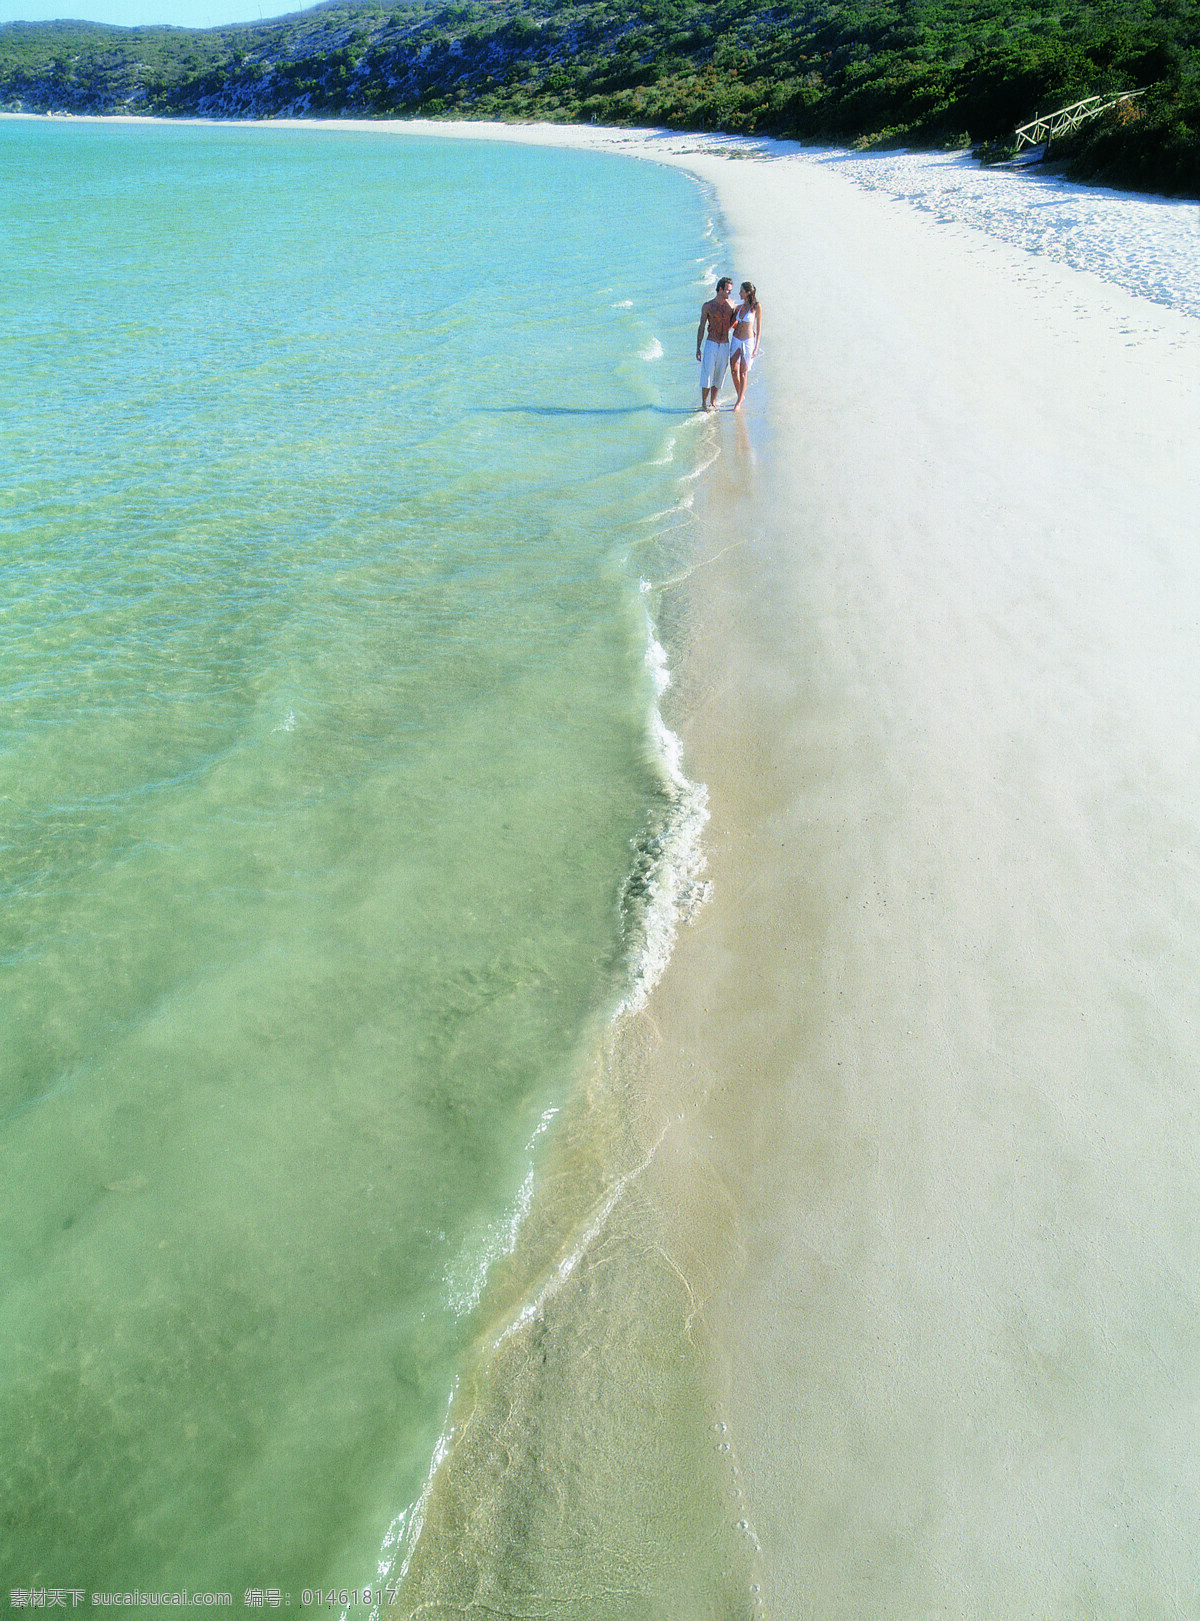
[0,118,717,1590]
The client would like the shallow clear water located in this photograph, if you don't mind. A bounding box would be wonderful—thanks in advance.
[0,118,720,1590]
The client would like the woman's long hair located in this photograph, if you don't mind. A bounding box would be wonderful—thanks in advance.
[739,281,758,312]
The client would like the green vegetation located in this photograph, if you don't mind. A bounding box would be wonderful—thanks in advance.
[1,0,1197,195]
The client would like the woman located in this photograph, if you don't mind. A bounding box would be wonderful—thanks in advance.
[729,281,762,411]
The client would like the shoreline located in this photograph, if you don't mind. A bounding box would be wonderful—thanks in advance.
[362,118,1200,1612]
[370,133,761,1612]
[15,108,1199,1607]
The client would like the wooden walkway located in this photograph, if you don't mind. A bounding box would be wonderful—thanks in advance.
[1014,90,1145,152]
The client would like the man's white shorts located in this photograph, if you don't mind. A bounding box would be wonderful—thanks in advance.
[700,339,730,389]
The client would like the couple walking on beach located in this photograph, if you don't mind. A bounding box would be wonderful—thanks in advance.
[696,276,763,411]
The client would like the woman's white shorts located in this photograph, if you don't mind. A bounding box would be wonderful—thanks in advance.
[730,336,754,369]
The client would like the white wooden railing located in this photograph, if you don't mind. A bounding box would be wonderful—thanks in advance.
[1014,90,1145,151]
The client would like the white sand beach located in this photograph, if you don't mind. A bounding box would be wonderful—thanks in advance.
[644,143,1200,1613]
[393,123,1200,1615]
[645,161,1200,1616]
[307,120,1200,1613]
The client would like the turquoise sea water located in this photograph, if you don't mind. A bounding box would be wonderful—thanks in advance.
[0,119,726,1596]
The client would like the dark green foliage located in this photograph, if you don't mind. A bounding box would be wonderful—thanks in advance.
[1,0,1197,195]
[1051,78,1200,192]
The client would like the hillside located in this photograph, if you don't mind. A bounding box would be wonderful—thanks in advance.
[1,0,1198,195]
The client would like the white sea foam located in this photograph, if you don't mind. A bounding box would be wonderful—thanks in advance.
[443,1165,537,1318]
[638,336,665,361]
[368,1382,459,1613]
[615,581,712,1018]
[443,1105,560,1318]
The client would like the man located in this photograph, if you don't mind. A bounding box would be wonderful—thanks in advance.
[695,277,737,411]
